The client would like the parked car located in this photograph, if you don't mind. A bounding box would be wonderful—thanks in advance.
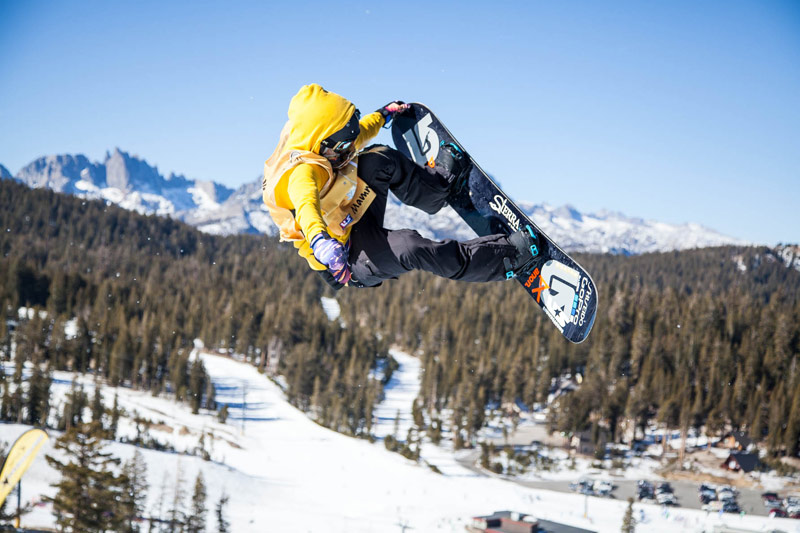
[769,508,787,518]
[655,482,673,494]
[698,482,716,493]
[722,501,741,514]
[594,480,614,493]
[699,492,716,505]
[570,479,593,493]
[702,501,724,512]
[637,480,654,501]
[657,492,678,506]
[699,485,716,499]
[764,500,783,511]
[761,491,780,501]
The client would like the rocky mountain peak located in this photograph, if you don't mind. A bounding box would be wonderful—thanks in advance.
[6,149,233,217]
[16,153,105,193]
[2,149,755,256]
[104,148,167,193]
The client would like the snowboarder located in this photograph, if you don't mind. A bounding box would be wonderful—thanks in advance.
[262,84,542,290]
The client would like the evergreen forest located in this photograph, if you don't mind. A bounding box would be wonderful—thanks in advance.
[1,178,799,459]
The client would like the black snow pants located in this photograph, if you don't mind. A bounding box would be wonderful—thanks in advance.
[344,145,518,288]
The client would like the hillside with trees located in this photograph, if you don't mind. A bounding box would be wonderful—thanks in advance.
[338,248,800,458]
[0,179,385,437]
[1,178,799,458]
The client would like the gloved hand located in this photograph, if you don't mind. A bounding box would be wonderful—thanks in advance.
[378,101,411,127]
[310,232,351,284]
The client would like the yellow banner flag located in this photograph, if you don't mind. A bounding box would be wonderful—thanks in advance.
[0,428,49,507]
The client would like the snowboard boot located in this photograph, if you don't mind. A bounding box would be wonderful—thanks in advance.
[436,142,472,192]
[503,225,545,279]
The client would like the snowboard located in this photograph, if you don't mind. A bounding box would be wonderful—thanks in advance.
[391,103,598,343]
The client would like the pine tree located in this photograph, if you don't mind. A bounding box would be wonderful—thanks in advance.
[91,384,105,428]
[185,471,207,533]
[167,464,187,532]
[110,327,132,387]
[150,472,169,533]
[217,405,228,424]
[204,379,216,411]
[120,450,149,533]
[0,379,11,421]
[214,493,230,533]
[45,422,126,533]
[110,392,121,439]
[0,316,8,358]
[11,383,23,424]
[621,497,636,532]
[25,363,51,426]
[784,386,800,457]
[767,382,786,454]
[59,382,88,431]
[11,341,25,422]
[189,360,205,414]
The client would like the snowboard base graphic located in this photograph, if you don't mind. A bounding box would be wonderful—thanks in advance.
[391,104,598,343]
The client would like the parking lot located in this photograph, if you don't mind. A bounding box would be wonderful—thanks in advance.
[457,439,798,519]
[519,478,774,517]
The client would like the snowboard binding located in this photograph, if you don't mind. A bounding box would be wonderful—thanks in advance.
[436,142,471,193]
[504,225,544,279]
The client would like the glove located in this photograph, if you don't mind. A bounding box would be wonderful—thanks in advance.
[310,232,351,284]
[377,101,410,128]
[317,269,346,291]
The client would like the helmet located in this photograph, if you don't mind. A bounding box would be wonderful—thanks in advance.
[319,109,361,169]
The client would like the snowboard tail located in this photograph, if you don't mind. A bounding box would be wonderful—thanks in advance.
[391,103,598,343]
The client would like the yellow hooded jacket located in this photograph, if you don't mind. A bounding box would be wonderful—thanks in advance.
[262,84,384,270]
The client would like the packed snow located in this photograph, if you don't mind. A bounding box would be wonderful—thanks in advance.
[372,349,421,442]
[3,349,799,532]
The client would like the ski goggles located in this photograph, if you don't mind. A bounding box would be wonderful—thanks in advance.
[320,109,361,156]
[322,139,355,154]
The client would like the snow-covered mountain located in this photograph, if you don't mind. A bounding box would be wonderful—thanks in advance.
[5,149,749,254]
[382,199,746,254]
[12,149,234,217]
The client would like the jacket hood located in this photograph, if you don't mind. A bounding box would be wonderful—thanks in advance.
[285,84,356,153]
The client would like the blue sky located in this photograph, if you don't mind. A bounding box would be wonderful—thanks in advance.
[1,1,798,245]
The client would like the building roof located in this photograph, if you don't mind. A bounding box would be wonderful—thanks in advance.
[725,431,754,448]
[536,518,597,533]
[471,511,596,533]
[722,452,760,472]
